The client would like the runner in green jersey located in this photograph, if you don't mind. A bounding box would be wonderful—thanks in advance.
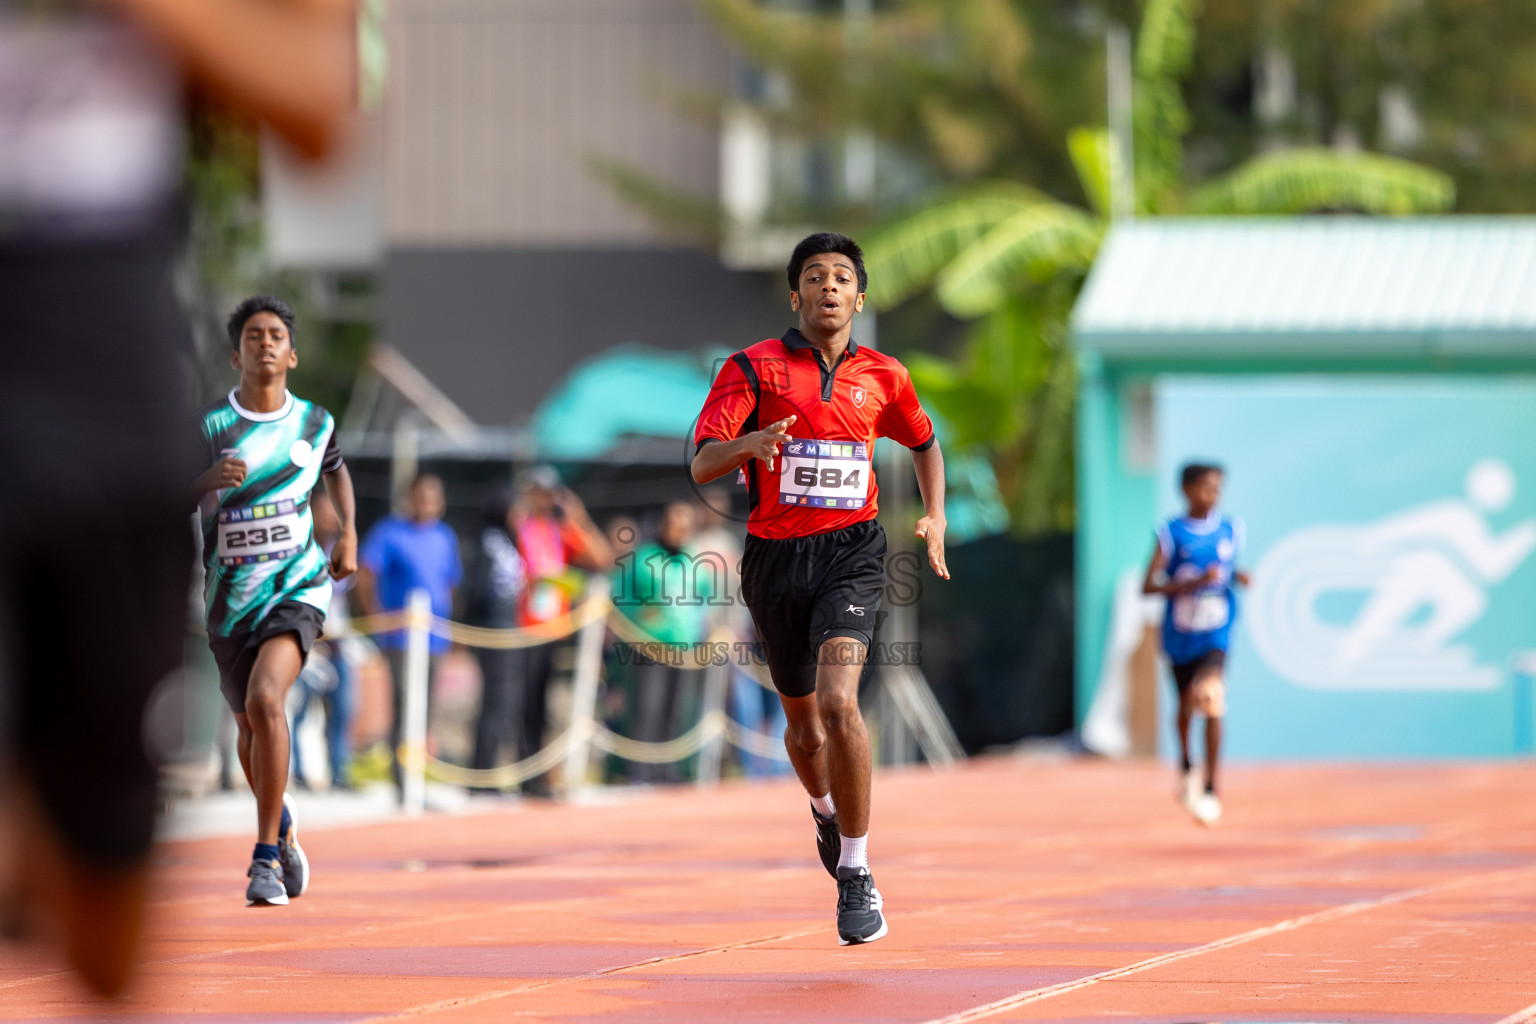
[193,295,357,906]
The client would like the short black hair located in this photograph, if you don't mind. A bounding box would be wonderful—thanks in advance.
[787,232,868,294]
[1180,462,1224,489]
[227,295,297,350]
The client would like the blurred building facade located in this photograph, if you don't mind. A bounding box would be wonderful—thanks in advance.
[376,0,783,427]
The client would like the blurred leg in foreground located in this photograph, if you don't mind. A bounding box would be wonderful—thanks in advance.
[0,0,354,992]
[0,231,195,990]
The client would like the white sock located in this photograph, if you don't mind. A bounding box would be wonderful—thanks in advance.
[837,832,868,871]
[810,792,836,818]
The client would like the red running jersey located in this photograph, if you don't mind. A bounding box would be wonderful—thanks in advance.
[693,329,935,540]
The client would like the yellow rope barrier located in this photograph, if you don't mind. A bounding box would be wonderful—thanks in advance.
[430,592,610,649]
[198,583,795,784]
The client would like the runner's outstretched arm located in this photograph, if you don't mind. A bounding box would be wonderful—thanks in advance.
[690,416,797,484]
[323,465,358,580]
[105,0,355,158]
[911,441,949,580]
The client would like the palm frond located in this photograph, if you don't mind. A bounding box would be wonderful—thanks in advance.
[1133,0,1201,209]
[1186,148,1456,215]
[861,181,1048,309]
[1135,0,1201,84]
[933,204,1102,318]
[1067,127,1113,218]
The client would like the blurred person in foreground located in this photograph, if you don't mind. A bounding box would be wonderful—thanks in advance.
[0,0,353,993]
[611,501,715,784]
[463,487,526,793]
[508,467,612,795]
[1141,463,1250,827]
[690,233,949,945]
[291,487,360,791]
[193,295,357,905]
[355,473,461,801]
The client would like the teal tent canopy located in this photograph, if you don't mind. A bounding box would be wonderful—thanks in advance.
[531,345,718,460]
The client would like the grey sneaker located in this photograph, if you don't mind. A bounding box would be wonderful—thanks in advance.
[246,858,289,906]
[278,794,309,898]
[835,866,887,945]
[811,804,840,880]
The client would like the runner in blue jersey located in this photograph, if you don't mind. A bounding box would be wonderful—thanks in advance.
[193,296,357,904]
[1141,463,1249,826]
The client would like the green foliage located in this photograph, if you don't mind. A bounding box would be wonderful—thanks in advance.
[1067,128,1114,219]
[859,0,1452,537]
[861,182,1047,308]
[934,204,1101,318]
[1187,149,1456,216]
[1133,0,1201,208]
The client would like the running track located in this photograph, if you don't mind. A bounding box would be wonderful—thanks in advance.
[5,758,1535,1023]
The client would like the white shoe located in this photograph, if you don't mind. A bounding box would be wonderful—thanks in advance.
[1191,791,1222,826]
[1177,770,1201,810]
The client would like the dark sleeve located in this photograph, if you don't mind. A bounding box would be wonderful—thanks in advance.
[321,431,344,473]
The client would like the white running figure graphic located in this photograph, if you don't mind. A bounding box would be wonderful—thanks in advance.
[1249,459,1536,691]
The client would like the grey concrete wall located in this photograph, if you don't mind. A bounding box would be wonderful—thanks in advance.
[386,0,729,247]
[383,247,787,425]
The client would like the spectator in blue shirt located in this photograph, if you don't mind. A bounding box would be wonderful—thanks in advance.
[355,473,462,797]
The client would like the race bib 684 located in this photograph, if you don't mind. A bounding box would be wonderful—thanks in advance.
[778,438,870,510]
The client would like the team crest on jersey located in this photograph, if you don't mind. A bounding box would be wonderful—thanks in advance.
[851,385,866,408]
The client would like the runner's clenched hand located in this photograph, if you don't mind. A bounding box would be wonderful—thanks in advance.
[747,415,796,472]
[329,529,357,581]
[915,513,949,580]
[196,457,247,494]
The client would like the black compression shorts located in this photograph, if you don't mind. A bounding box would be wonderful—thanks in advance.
[739,519,886,699]
[1170,648,1227,692]
[209,602,327,715]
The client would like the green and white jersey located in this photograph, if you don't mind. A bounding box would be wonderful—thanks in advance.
[197,389,343,637]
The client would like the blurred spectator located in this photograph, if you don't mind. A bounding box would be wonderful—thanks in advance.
[290,489,359,790]
[614,501,715,783]
[606,515,640,560]
[355,473,461,799]
[0,0,354,995]
[510,466,612,794]
[464,488,527,792]
[694,487,788,777]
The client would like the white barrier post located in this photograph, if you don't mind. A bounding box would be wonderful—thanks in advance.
[401,588,432,817]
[696,660,729,788]
[561,575,611,800]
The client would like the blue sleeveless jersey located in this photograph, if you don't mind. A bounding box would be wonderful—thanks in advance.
[1157,513,1244,664]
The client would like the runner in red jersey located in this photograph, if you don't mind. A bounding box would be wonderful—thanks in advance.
[692,232,949,945]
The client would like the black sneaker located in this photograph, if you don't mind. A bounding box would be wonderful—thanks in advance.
[811,804,840,879]
[246,858,288,906]
[277,794,309,899]
[835,866,887,945]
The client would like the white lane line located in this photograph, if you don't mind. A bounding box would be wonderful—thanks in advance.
[922,865,1536,1024]
[1495,1002,1536,1024]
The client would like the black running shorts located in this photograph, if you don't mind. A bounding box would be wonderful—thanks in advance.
[1170,648,1227,692]
[209,602,327,714]
[739,520,886,699]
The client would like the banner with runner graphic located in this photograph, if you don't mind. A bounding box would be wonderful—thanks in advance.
[1157,377,1536,759]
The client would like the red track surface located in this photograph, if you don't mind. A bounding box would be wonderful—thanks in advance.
[5,758,1536,1023]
